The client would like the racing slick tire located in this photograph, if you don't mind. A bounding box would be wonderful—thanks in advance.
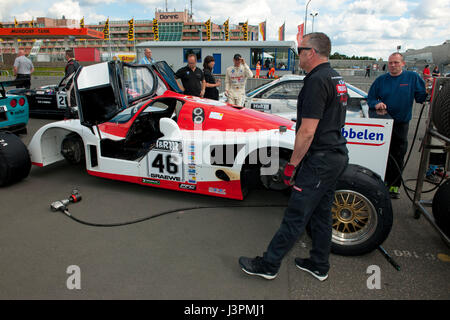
[330,164,393,255]
[431,79,450,138]
[0,132,31,186]
[432,179,450,238]
[61,133,85,165]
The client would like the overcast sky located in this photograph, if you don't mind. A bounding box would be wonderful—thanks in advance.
[1,0,449,59]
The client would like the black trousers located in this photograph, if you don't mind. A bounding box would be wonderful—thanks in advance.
[385,121,409,188]
[15,74,31,89]
[263,150,349,273]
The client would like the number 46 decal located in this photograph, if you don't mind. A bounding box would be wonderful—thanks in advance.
[151,154,178,174]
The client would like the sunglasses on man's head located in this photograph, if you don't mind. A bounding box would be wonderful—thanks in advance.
[297,47,313,54]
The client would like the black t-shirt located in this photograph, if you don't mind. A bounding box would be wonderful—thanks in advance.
[175,65,204,96]
[203,68,219,100]
[296,62,348,153]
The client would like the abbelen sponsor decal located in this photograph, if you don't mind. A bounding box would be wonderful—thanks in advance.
[342,124,385,146]
[142,178,160,185]
[179,183,196,190]
[155,140,182,152]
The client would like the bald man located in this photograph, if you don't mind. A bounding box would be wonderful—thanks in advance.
[13,49,34,89]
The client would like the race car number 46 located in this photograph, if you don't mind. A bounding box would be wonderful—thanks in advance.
[148,151,183,182]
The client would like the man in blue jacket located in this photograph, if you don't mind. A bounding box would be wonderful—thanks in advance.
[367,52,427,198]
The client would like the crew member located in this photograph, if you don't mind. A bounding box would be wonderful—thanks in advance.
[13,49,34,89]
[64,50,80,77]
[225,54,253,106]
[139,48,154,64]
[175,54,206,97]
[367,52,427,198]
[203,55,221,100]
[239,32,349,281]
[64,50,81,119]
[255,61,261,79]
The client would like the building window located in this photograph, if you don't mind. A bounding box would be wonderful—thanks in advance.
[183,48,202,62]
[250,48,293,71]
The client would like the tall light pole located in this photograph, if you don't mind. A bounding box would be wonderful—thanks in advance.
[304,0,312,36]
[310,12,318,32]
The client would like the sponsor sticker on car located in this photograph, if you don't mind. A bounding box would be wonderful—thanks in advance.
[179,183,196,190]
[148,139,184,182]
[251,103,271,111]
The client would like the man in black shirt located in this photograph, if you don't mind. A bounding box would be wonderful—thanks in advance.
[239,33,349,281]
[175,54,206,97]
[64,50,81,77]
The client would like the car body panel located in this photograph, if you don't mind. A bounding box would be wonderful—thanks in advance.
[0,80,29,132]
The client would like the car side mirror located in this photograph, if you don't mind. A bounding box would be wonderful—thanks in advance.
[159,118,181,139]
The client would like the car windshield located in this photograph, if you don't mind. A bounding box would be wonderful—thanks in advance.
[123,65,155,104]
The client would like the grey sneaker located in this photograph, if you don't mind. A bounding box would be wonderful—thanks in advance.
[239,256,278,280]
[295,258,328,281]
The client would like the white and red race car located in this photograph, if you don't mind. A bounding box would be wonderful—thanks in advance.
[0,61,393,255]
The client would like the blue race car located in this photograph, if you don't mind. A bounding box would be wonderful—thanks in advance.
[0,79,29,134]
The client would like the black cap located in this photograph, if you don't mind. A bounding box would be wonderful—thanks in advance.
[233,53,242,60]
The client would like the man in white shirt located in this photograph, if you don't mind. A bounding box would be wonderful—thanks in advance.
[13,49,34,89]
[225,54,253,106]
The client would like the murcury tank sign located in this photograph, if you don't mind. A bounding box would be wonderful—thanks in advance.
[342,122,387,146]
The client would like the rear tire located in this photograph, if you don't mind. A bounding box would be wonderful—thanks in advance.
[0,132,31,186]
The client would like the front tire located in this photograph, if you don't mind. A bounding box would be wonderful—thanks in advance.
[330,164,393,255]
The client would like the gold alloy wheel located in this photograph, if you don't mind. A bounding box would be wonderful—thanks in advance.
[331,190,378,246]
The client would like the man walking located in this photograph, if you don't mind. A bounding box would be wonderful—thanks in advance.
[139,48,154,64]
[225,54,253,106]
[239,32,349,281]
[175,54,206,97]
[13,49,34,89]
[367,52,427,198]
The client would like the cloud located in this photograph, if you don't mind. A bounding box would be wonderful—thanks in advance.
[48,0,83,20]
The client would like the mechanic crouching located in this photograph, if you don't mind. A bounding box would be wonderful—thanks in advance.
[239,33,349,281]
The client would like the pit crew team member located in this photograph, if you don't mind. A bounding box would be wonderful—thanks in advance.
[13,49,34,89]
[367,52,427,199]
[139,48,155,64]
[175,54,206,97]
[203,55,221,100]
[239,32,349,281]
[63,50,81,119]
[225,54,253,106]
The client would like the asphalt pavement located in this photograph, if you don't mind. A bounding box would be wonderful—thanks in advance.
[0,75,449,300]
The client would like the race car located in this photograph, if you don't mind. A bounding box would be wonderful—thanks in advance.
[8,74,74,117]
[0,79,29,134]
[0,61,394,256]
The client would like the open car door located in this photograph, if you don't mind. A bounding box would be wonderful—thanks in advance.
[74,61,158,127]
[151,61,184,94]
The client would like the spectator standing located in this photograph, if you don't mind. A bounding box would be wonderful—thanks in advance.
[139,48,155,64]
[225,54,253,106]
[13,49,34,89]
[175,54,206,97]
[423,65,431,81]
[203,55,221,100]
[365,64,371,78]
[367,53,428,198]
[432,66,440,77]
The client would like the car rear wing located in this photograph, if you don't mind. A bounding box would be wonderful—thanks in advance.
[0,79,28,98]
